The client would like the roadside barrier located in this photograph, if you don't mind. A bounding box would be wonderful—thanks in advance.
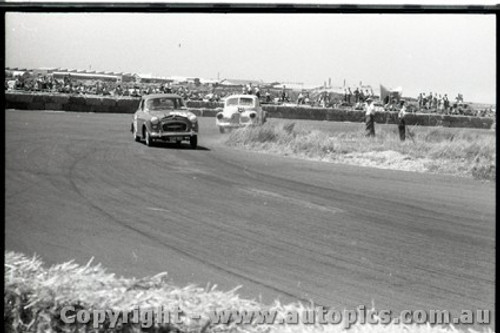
[4,91,494,129]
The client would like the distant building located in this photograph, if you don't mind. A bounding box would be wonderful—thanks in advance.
[52,71,120,83]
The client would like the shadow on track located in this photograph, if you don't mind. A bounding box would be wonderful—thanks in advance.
[144,142,211,151]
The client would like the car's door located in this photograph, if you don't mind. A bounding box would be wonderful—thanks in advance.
[134,99,146,133]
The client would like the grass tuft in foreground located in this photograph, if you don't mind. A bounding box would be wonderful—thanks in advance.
[4,251,493,333]
[225,122,495,181]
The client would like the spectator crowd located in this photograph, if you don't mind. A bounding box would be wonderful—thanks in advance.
[5,74,494,117]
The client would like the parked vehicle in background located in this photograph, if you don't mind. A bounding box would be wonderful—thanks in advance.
[215,94,267,133]
[131,94,198,149]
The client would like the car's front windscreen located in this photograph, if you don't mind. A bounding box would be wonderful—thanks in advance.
[238,97,255,106]
[226,98,239,106]
[226,97,255,107]
[146,98,184,110]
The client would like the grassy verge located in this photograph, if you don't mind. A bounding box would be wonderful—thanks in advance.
[4,252,492,332]
[224,121,495,181]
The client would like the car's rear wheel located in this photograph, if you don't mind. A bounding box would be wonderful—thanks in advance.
[190,135,198,149]
[219,126,225,134]
[176,140,182,148]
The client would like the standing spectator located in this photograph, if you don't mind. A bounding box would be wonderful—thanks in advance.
[304,93,310,105]
[347,88,352,104]
[432,93,438,111]
[265,90,271,103]
[254,86,260,99]
[438,94,444,113]
[281,86,287,102]
[318,93,325,107]
[354,88,360,103]
[398,100,407,141]
[246,83,253,95]
[364,97,376,137]
[297,91,304,105]
[359,89,365,102]
[417,93,423,110]
[426,92,432,109]
[443,94,450,113]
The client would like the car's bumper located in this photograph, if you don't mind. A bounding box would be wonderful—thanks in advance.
[217,122,254,128]
[150,130,197,140]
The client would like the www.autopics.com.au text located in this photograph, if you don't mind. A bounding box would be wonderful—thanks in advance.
[60,305,490,329]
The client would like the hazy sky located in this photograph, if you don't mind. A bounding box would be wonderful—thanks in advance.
[5,13,496,103]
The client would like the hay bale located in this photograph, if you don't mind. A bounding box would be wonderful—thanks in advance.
[84,96,104,106]
[101,97,117,107]
[27,102,46,110]
[5,101,29,110]
[116,98,140,113]
[202,109,218,117]
[44,103,64,111]
[68,96,86,106]
[66,103,90,112]
[52,94,70,105]
[14,93,34,104]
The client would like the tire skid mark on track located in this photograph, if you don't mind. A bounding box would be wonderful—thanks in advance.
[238,187,343,214]
[146,207,172,213]
[65,147,326,307]
[209,154,493,245]
[195,149,494,303]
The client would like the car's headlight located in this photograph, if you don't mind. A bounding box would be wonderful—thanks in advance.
[216,113,224,120]
[151,116,159,125]
[187,113,197,123]
[249,112,257,119]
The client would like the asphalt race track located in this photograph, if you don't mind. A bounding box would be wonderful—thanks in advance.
[5,110,495,326]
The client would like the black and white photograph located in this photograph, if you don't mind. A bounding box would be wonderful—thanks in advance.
[3,3,496,333]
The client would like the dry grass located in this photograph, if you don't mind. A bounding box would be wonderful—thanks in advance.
[4,252,493,333]
[225,121,496,181]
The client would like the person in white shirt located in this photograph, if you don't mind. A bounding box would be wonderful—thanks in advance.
[365,97,376,137]
[398,100,407,141]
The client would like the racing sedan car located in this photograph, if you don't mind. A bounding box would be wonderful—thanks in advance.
[131,94,198,149]
[215,94,267,133]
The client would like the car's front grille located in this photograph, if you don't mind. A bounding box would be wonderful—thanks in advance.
[163,122,188,132]
[230,113,240,124]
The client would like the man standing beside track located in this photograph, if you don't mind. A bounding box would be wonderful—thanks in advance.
[365,97,375,137]
[398,100,407,141]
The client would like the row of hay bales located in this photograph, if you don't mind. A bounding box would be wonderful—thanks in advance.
[263,105,495,129]
[4,91,220,117]
[4,92,494,129]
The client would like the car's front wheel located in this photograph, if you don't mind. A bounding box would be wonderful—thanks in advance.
[145,131,154,147]
[132,123,140,142]
[190,135,198,149]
